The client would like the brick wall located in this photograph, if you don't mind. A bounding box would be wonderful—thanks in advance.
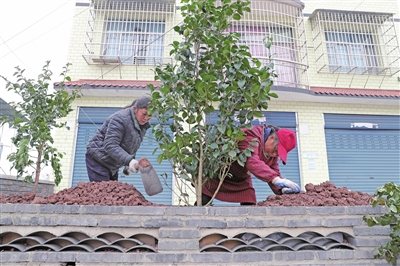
[0,204,397,266]
[0,175,54,197]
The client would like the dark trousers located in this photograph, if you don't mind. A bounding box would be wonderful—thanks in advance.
[86,153,118,182]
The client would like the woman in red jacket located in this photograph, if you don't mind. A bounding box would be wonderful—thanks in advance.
[201,125,300,205]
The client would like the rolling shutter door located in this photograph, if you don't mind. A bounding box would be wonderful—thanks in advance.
[324,114,400,195]
[72,107,173,204]
[208,111,300,206]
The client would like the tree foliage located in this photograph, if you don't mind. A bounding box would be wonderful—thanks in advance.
[148,0,278,206]
[0,61,81,193]
[363,182,400,265]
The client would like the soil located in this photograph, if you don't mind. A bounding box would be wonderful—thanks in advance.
[0,181,373,206]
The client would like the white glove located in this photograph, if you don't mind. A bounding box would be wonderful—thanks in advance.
[128,159,140,174]
[272,177,300,194]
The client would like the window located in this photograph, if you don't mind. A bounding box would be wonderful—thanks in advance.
[325,32,379,74]
[233,25,298,87]
[103,20,165,65]
[310,9,400,76]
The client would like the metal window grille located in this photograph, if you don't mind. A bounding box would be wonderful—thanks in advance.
[310,9,400,76]
[227,0,309,89]
[83,0,175,66]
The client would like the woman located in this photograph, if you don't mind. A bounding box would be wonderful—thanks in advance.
[85,96,151,182]
[200,124,300,205]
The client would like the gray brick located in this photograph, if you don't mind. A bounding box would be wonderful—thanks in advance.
[353,225,391,236]
[325,217,363,227]
[80,205,123,214]
[101,253,124,263]
[143,217,184,227]
[159,228,200,239]
[122,253,146,263]
[57,216,97,226]
[246,218,284,227]
[0,252,30,262]
[347,206,387,215]
[275,251,314,261]
[0,204,37,213]
[191,253,232,263]
[14,215,55,226]
[232,252,273,262]
[353,236,391,247]
[308,206,346,215]
[98,217,140,227]
[158,239,198,250]
[39,204,80,214]
[76,253,102,263]
[248,207,268,215]
[356,249,375,259]
[208,206,247,216]
[0,216,12,225]
[147,253,187,263]
[55,252,77,262]
[315,250,354,260]
[31,252,59,262]
[287,218,323,227]
[186,218,226,228]
[165,206,206,216]
[227,218,246,227]
[123,206,165,215]
[270,206,307,215]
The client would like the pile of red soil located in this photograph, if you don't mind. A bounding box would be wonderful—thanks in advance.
[0,181,161,206]
[0,180,373,207]
[257,181,374,206]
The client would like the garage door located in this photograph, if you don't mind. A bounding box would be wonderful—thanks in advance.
[208,111,300,206]
[325,114,400,195]
[72,107,173,204]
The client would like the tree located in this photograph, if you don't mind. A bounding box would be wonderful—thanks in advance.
[148,0,278,206]
[363,182,400,266]
[0,61,81,193]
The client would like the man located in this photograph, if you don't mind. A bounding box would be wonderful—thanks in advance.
[201,125,301,205]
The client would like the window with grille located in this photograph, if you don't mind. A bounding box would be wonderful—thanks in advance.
[233,25,297,86]
[103,20,165,65]
[310,9,400,76]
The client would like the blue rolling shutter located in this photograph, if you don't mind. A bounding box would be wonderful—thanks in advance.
[72,107,173,204]
[324,114,400,195]
[208,111,300,206]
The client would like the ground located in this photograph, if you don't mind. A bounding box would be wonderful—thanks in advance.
[0,181,374,206]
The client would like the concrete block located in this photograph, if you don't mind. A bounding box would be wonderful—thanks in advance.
[57,216,97,226]
[123,206,165,215]
[81,205,123,214]
[142,217,184,227]
[325,217,363,227]
[186,219,226,228]
[232,252,273,262]
[158,239,199,250]
[270,206,308,215]
[98,217,140,227]
[39,204,80,214]
[315,250,354,260]
[147,253,187,263]
[227,218,246,227]
[308,206,345,215]
[353,226,391,236]
[0,252,30,262]
[165,206,207,216]
[286,218,323,227]
[0,216,12,225]
[159,228,200,239]
[246,218,285,227]
[191,253,232,263]
[208,207,247,216]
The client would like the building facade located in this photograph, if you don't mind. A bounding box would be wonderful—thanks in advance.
[54,0,400,205]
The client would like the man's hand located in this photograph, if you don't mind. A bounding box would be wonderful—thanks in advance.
[125,159,139,175]
[272,177,300,194]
